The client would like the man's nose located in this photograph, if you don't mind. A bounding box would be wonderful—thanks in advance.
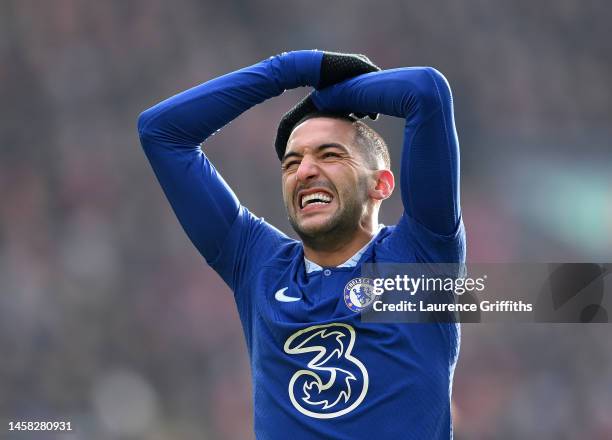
[295,155,319,182]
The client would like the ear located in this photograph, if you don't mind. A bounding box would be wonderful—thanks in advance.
[368,169,394,201]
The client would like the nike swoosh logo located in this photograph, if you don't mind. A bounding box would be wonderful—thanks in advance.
[275,287,301,302]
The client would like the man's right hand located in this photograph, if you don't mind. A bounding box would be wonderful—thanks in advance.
[318,52,380,89]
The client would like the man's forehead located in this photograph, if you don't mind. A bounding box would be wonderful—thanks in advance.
[286,117,356,153]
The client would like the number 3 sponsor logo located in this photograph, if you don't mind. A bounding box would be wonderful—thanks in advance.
[283,323,369,419]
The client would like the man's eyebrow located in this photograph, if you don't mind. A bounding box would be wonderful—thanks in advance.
[281,151,302,163]
[318,143,349,153]
[282,143,348,162]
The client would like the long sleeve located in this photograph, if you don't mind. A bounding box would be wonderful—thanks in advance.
[137,51,322,262]
[310,67,461,236]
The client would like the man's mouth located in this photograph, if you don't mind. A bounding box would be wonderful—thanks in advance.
[298,190,334,210]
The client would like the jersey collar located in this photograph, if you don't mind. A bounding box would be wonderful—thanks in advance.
[304,225,384,274]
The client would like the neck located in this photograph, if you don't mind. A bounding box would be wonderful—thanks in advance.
[302,218,378,267]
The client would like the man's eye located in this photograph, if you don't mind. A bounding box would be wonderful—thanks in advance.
[283,161,300,170]
[323,152,340,159]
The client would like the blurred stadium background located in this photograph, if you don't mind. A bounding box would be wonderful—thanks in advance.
[1,0,611,439]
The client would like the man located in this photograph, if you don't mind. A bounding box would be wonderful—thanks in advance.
[138,50,465,439]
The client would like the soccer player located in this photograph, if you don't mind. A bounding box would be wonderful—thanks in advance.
[138,50,465,439]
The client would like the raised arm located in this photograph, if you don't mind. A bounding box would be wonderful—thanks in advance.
[137,51,381,265]
[310,67,461,236]
[137,51,325,262]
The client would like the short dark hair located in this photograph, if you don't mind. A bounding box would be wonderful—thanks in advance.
[353,120,391,169]
[292,112,390,169]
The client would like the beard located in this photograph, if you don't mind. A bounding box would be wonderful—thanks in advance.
[286,177,369,251]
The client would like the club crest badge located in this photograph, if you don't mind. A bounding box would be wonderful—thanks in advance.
[344,277,375,312]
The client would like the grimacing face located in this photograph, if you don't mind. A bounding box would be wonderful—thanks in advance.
[281,117,375,241]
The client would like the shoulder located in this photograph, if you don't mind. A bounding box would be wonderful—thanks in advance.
[209,205,302,288]
[372,216,466,263]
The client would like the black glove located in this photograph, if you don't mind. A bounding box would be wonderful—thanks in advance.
[318,52,380,89]
[319,52,380,120]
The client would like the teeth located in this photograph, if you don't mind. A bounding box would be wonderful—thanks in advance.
[301,192,332,208]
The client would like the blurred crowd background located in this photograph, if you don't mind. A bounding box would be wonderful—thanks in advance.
[1,0,611,439]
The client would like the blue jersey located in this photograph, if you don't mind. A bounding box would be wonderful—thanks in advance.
[138,51,465,439]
